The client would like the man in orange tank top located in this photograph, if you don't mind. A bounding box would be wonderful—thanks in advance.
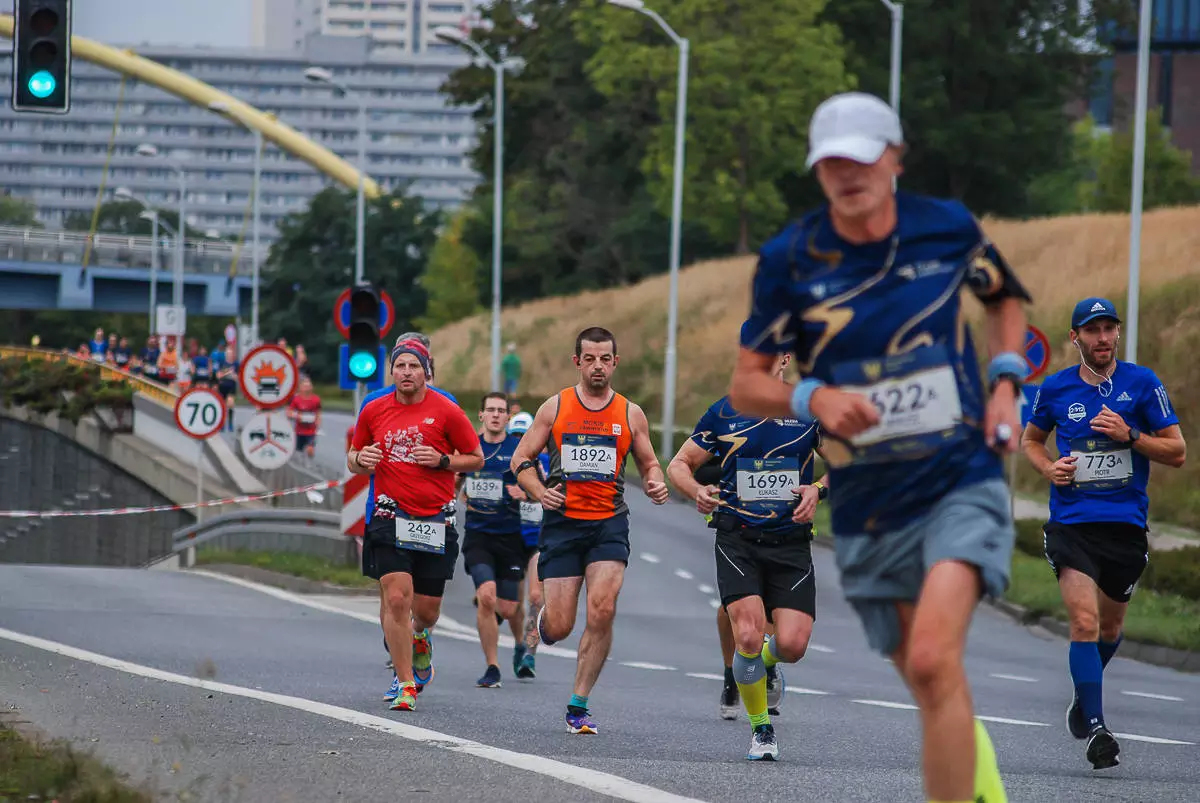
[510,326,669,735]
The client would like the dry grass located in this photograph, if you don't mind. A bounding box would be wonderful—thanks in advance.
[429,204,1200,424]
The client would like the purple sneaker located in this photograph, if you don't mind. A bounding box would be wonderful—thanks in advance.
[566,708,598,735]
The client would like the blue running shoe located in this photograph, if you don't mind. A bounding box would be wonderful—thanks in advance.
[383,675,400,702]
[413,628,434,687]
[517,652,536,680]
[566,708,598,735]
[512,643,527,678]
[477,664,502,688]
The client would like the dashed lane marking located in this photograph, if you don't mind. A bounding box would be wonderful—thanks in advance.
[620,662,677,671]
[697,584,714,594]
[989,673,1038,683]
[640,553,661,564]
[852,700,918,711]
[1113,732,1195,746]
[673,568,694,580]
[1121,691,1184,702]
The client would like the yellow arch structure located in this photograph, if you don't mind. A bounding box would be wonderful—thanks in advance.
[0,14,381,199]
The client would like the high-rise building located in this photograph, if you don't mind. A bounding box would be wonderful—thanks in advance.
[253,0,478,56]
[0,35,478,240]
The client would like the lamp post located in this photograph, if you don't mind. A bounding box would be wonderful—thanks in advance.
[434,26,524,393]
[115,185,170,337]
[134,144,187,348]
[878,0,904,114]
[606,0,689,457]
[1126,0,1152,364]
[208,100,265,348]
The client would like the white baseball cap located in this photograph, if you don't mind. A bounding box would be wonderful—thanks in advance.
[805,92,904,170]
[507,412,534,434]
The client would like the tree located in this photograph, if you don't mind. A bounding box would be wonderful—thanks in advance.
[416,210,483,331]
[259,187,442,384]
[64,200,205,239]
[1087,108,1200,212]
[0,194,40,227]
[579,0,851,253]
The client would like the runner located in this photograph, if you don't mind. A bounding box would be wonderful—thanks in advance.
[112,337,133,372]
[349,338,484,712]
[730,92,1024,801]
[215,346,238,432]
[667,352,826,760]
[288,376,323,460]
[140,336,161,385]
[460,392,527,688]
[507,410,546,679]
[511,326,670,734]
[192,346,213,387]
[1021,297,1186,770]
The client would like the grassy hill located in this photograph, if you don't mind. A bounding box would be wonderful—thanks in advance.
[430,205,1200,526]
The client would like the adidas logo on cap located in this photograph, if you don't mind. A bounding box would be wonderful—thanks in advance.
[1091,302,1106,312]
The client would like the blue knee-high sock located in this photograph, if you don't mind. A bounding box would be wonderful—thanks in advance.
[1099,634,1123,670]
[1069,641,1104,731]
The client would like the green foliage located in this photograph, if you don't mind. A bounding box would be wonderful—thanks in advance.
[195,549,373,586]
[0,357,134,424]
[416,209,484,331]
[63,199,206,239]
[0,194,41,227]
[580,0,851,253]
[0,723,151,803]
[260,186,442,384]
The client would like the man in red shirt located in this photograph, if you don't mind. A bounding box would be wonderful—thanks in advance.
[349,339,483,712]
[288,376,322,459]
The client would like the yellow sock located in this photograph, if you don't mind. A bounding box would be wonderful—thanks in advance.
[760,636,779,669]
[735,649,770,728]
[974,719,1007,803]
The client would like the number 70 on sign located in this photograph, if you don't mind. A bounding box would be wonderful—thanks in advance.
[174,387,227,439]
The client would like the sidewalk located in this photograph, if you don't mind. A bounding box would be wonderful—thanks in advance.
[1011,495,1198,553]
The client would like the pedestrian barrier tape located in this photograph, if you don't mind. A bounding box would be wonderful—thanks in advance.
[0,479,347,518]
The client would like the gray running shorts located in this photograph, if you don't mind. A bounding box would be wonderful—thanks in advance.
[833,478,1014,656]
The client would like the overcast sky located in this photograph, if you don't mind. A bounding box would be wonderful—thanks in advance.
[2,0,254,48]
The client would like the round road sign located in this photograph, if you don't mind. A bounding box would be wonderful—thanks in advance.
[174,387,227,439]
[334,287,396,340]
[1025,325,1052,383]
[238,344,298,410]
[239,411,297,470]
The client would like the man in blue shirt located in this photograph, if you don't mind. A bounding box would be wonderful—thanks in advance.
[507,410,546,680]
[1022,297,1185,770]
[668,352,827,762]
[731,92,1024,802]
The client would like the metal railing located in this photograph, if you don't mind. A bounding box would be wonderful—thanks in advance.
[0,225,265,276]
[167,509,353,568]
[0,346,180,409]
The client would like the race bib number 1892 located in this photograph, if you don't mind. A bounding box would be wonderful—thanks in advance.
[561,433,618,481]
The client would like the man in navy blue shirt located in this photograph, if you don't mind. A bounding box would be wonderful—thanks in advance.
[668,352,827,762]
[1022,297,1185,770]
[731,92,1025,802]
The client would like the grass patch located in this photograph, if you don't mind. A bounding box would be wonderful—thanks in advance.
[195,548,375,588]
[0,721,150,802]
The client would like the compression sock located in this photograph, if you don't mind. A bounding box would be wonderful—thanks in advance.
[1098,633,1123,670]
[1069,641,1105,731]
[973,719,1007,803]
[568,693,589,712]
[760,635,781,669]
[733,649,770,728]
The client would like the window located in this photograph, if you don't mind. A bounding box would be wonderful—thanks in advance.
[428,3,462,13]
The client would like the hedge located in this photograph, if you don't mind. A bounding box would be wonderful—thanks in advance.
[0,357,134,424]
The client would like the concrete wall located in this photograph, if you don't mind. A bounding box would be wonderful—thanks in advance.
[198,530,358,566]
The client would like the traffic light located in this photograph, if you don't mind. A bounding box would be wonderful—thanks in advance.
[11,0,72,114]
[347,283,381,384]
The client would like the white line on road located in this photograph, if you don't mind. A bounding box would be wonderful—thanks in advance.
[620,661,677,671]
[989,673,1038,683]
[685,673,725,681]
[1121,691,1184,702]
[708,599,721,609]
[807,644,835,654]
[786,687,830,696]
[975,716,1049,727]
[0,627,707,803]
[852,699,918,711]
[697,584,714,594]
[640,553,661,564]
[1113,732,1195,746]
[673,569,694,581]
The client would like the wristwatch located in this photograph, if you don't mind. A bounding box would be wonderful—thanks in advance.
[813,480,829,501]
[438,453,451,470]
[1127,428,1141,444]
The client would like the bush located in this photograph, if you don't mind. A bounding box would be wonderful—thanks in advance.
[0,357,134,424]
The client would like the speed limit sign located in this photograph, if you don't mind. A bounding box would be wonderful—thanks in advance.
[174,387,227,439]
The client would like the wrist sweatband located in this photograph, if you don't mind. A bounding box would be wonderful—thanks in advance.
[790,378,827,422]
[987,352,1028,386]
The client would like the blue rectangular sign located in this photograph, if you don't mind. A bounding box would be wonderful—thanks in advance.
[338,344,387,392]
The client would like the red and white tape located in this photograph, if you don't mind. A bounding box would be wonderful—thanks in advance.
[0,479,347,519]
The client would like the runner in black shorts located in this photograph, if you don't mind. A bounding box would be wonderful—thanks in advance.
[459,392,527,688]
[505,410,544,680]
[668,351,828,762]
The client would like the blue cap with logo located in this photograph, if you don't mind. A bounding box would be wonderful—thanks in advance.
[1071,297,1122,329]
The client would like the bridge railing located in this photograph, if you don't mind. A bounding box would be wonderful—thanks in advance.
[0,346,179,409]
[0,225,266,276]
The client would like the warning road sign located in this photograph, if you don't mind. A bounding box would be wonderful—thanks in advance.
[238,344,298,410]
[239,411,297,470]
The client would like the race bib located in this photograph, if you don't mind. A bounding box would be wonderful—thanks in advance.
[1070,437,1133,490]
[520,500,544,525]
[829,345,966,465]
[736,457,800,502]
[561,433,618,481]
[395,512,446,554]
[466,474,503,502]
[298,412,317,424]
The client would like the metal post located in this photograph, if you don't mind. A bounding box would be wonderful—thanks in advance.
[888,1,903,115]
[175,167,187,351]
[149,214,159,334]
[1126,0,1152,365]
[660,38,689,459]
[355,97,367,285]
[491,64,504,393]
[196,438,205,524]
[251,129,263,347]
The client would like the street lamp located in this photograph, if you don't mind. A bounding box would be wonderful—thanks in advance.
[1126,0,1152,364]
[134,143,188,349]
[878,0,904,114]
[115,185,168,337]
[605,0,689,457]
[434,25,524,393]
[208,100,265,349]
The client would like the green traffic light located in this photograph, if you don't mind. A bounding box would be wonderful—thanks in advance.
[348,350,378,380]
[27,70,56,98]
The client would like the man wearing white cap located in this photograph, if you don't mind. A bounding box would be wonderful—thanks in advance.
[730,92,1029,802]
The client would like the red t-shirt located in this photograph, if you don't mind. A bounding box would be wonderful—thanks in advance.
[352,390,480,517]
[290,394,322,436]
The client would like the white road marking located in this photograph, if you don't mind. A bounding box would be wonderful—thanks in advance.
[708,599,721,609]
[685,672,725,681]
[620,661,677,671]
[807,644,835,654]
[1121,691,1184,702]
[640,553,661,564]
[975,716,1049,727]
[786,687,829,696]
[989,673,1038,683]
[0,627,706,803]
[852,699,918,711]
[1113,732,1195,746]
[185,570,589,658]
[697,584,714,594]
[673,569,694,581]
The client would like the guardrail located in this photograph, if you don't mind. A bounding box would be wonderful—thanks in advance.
[166,508,349,568]
[0,346,179,408]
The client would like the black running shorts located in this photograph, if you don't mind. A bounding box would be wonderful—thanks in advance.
[362,516,460,598]
[1043,520,1149,603]
[462,531,526,602]
[715,526,816,618]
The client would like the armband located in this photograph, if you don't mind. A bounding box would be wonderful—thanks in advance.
[987,352,1028,388]
[789,378,827,423]
[515,459,537,476]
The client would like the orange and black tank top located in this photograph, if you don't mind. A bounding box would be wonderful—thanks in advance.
[547,388,634,520]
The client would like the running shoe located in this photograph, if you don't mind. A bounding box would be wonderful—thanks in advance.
[477,664,503,688]
[566,708,598,735]
[535,607,557,647]
[720,681,740,721]
[413,628,434,687]
[517,652,536,679]
[383,675,400,702]
[765,665,785,716]
[1086,726,1120,770]
[512,643,527,678]
[1066,694,1088,740]
[747,724,779,761]
[390,682,418,712]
